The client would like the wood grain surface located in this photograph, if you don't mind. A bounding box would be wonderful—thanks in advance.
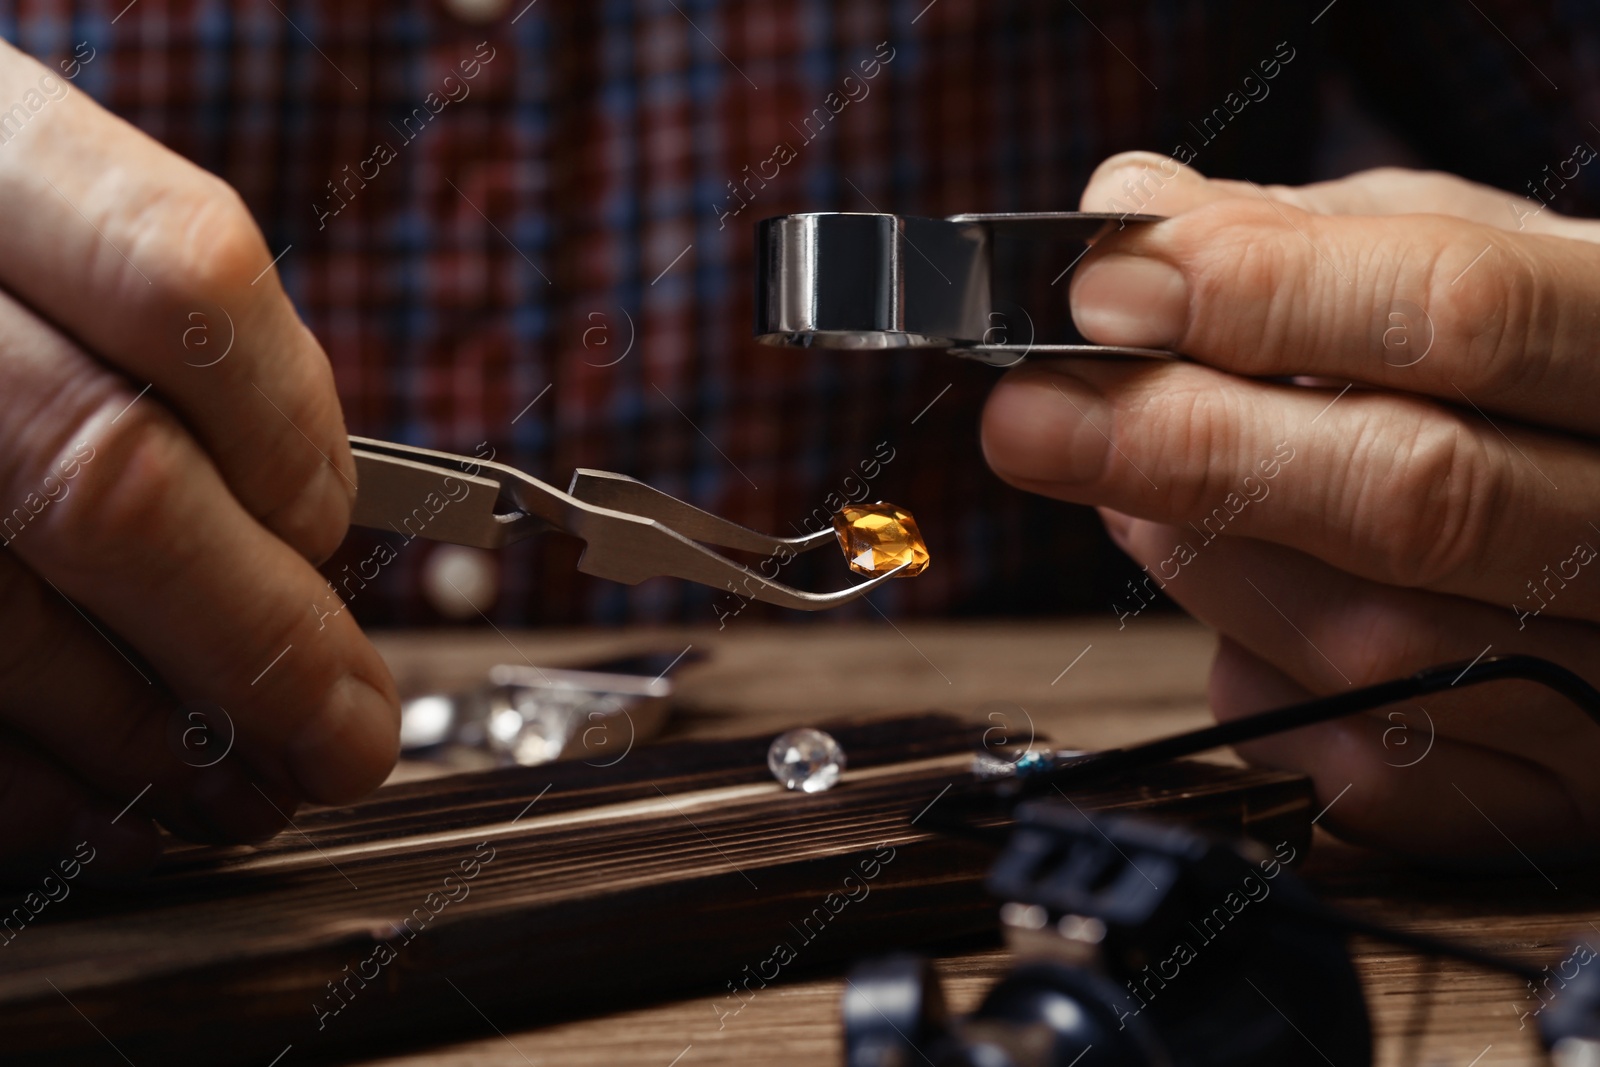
[359,621,1597,1067]
[11,618,1593,1066]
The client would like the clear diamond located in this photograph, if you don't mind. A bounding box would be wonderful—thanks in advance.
[767,727,846,793]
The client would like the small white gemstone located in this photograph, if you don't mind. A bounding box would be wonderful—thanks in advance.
[767,727,846,793]
[399,694,457,749]
[487,706,526,748]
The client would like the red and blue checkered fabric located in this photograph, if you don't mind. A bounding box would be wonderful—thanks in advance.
[2,1,1596,626]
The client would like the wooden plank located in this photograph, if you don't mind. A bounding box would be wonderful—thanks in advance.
[341,623,1583,1067]
[0,712,1310,1065]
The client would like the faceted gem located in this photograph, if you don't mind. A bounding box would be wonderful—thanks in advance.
[767,727,846,793]
[832,502,930,577]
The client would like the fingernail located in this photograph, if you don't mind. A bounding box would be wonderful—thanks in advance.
[1070,252,1188,349]
[68,806,164,882]
[981,369,1111,486]
[1099,508,1135,546]
[287,673,400,804]
[263,458,357,566]
[332,442,360,508]
[311,461,359,563]
[188,762,295,844]
[1083,154,1183,210]
[322,452,359,513]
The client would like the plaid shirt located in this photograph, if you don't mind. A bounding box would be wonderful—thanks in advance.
[2,1,1597,627]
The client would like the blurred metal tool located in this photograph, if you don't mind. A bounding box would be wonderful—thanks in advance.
[347,436,907,609]
[754,211,1174,365]
[400,648,703,767]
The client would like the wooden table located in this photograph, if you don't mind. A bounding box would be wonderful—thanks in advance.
[354,618,1584,1067]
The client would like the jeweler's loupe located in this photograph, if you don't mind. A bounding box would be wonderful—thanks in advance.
[754,211,1176,366]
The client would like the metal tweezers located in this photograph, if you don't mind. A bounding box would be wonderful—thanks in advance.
[347,436,906,609]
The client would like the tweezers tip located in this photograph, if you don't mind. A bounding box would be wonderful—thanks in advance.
[806,559,915,605]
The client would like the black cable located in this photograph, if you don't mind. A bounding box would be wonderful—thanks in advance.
[918,653,1599,995]
[1030,653,1600,796]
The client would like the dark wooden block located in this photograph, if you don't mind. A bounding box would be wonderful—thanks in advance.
[0,714,1311,1065]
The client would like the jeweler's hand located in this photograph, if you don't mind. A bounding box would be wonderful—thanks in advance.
[982,151,1600,864]
[0,40,398,879]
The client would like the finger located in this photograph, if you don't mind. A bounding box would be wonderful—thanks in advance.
[1066,190,1600,435]
[1081,150,1600,241]
[1102,509,1600,759]
[0,284,399,806]
[982,359,1600,623]
[1103,513,1600,840]
[0,731,164,885]
[1206,637,1593,864]
[0,549,294,844]
[1080,152,1243,218]
[0,40,353,563]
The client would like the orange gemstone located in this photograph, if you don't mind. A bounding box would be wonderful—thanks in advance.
[832,502,930,577]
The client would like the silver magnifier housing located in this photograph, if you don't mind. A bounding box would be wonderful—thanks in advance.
[754,211,1173,365]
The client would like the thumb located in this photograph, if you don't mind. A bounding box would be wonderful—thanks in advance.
[1080,150,1600,243]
